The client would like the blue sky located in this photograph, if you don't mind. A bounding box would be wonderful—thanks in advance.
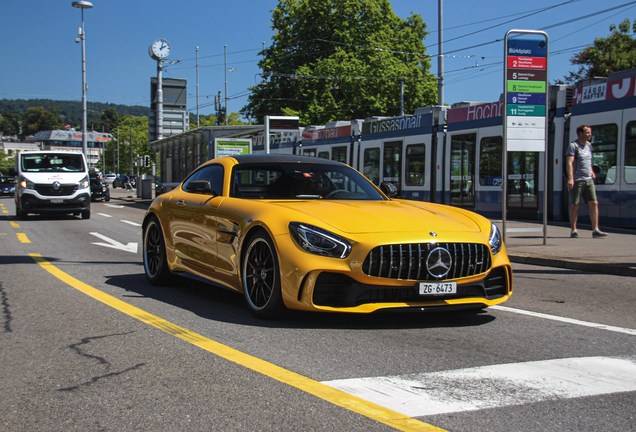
[2,0,636,119]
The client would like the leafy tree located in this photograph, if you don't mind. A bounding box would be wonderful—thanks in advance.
[99,114,151,175]
[561,19,636,84]
[0,150,16,175]
[241,0,437,125]
[22,106,64,135]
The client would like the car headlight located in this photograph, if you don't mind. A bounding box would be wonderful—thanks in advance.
[289,222,351,259]
[489,223,502,255]
[79,175,89,189]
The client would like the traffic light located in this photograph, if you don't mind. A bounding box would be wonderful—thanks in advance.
[144,155,151,167]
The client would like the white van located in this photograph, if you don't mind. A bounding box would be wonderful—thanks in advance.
[10,150,91,220]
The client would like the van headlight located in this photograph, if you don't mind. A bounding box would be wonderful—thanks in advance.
[489,223,502,255]
[79,175,89,189]
[289,222,351,259]
[20,176,34,189]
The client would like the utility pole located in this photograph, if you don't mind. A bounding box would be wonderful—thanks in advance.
[129,124,133,176]
[196,46,200,128]
[438,0,444,106]
[224,45,228,126]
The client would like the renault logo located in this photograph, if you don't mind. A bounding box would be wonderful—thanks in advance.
[426,247,453,278]
[52,181,61,190]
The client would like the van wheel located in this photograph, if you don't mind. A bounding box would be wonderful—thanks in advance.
[81,211,91,220]
[16,208,27,220]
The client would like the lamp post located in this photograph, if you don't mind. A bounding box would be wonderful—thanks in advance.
[72,0,93,164]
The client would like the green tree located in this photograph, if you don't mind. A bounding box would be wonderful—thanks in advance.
[0,112,23,135]
[99,114,151,175]
[23,106,64,135]
[561,19,636,84]
[0,150,16,175]
[241,0,437,125]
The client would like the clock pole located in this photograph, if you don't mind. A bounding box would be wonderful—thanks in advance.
[156,59,163,140]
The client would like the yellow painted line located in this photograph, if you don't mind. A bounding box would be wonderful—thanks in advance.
[2,210,8,214]
[29,253,445,432]
[10,222,20,228]
[17,233,31,243]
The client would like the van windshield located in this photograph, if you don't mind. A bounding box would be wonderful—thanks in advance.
[21,153,85,173]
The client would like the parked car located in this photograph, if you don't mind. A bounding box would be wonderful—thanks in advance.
[0,175,15,196]
[104,174,117,186]
[112,174,133,189]
[142,154,512,319]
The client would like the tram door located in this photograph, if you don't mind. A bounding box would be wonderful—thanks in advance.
[450,134,476,210]
[507,151,539,219]
[383,141,403,196]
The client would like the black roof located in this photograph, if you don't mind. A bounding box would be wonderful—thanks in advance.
[232,154,343,166]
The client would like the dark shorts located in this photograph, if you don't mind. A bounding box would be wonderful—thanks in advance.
[570,179,597,204]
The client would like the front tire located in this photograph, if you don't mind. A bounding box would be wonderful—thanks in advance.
[242,232,285,319]
[81,210,91,220]
[143,216,173,285]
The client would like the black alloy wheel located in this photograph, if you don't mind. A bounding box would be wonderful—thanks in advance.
[242,232,285,319]
[143,217,173,285]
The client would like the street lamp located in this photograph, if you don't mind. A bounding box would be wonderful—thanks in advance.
[72,0,93,165]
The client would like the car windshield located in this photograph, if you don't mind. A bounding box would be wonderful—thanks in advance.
[21,153,85,173]
[231,162,386,200]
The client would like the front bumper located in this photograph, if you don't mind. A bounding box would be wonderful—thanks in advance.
[18,191,91,214]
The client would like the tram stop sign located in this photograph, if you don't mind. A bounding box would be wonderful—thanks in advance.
[504,30,548,152]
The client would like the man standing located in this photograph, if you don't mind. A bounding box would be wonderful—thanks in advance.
[566,124,607,238]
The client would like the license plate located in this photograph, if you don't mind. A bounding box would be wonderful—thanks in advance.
[50,199,63,204]
[419,281,457,295]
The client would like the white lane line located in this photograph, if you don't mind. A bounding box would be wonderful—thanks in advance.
[97,213,113,218]
[121,220,142,227]
[89,232,138,253]
[105,204,124,208]
[491,305,636,336]
[323,356,636,417]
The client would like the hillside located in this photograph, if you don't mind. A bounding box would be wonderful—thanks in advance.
[0,98,149,127]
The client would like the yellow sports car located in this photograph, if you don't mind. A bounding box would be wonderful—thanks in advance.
[142,154,512,319]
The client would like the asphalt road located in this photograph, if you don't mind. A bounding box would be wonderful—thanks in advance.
[1,196,635,432]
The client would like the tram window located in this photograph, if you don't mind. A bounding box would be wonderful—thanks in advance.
[318,151,329,159]
[405,144,426,186]
[479,136,502,186]
[625,121,636,184]
[332,146,347,164]
[364,147,380,184]
[589,123,617,185]
[304,148,317,157]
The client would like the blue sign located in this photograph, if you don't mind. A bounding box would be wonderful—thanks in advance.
[507,38,547,58]
[507,92,546,105]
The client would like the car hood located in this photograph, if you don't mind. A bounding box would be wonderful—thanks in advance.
[267,199,482,235]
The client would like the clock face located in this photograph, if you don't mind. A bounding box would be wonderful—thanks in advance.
[151,39,171,59]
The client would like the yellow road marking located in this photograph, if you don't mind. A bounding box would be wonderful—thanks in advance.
[29,253,445,432]
[11,222,20,228]
[17,233,31,243]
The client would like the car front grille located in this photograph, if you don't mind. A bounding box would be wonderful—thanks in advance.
[362,242,491,281]
[35,184,78,196]
[312,266,510,308]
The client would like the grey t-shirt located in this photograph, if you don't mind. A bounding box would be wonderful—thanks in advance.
[566,140,593,181]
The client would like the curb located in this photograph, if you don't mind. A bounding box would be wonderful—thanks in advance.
[508,252,636,277]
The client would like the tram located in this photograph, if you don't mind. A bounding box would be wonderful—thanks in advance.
[254,68,636,227]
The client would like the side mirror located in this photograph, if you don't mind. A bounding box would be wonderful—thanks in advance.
[380,181,398,198]
[185,179,216,195]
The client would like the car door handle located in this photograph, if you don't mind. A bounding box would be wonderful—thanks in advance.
[176,200,187,207]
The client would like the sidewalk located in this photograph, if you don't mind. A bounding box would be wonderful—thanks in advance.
[495,220,636,277]
[109,187,636,277]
